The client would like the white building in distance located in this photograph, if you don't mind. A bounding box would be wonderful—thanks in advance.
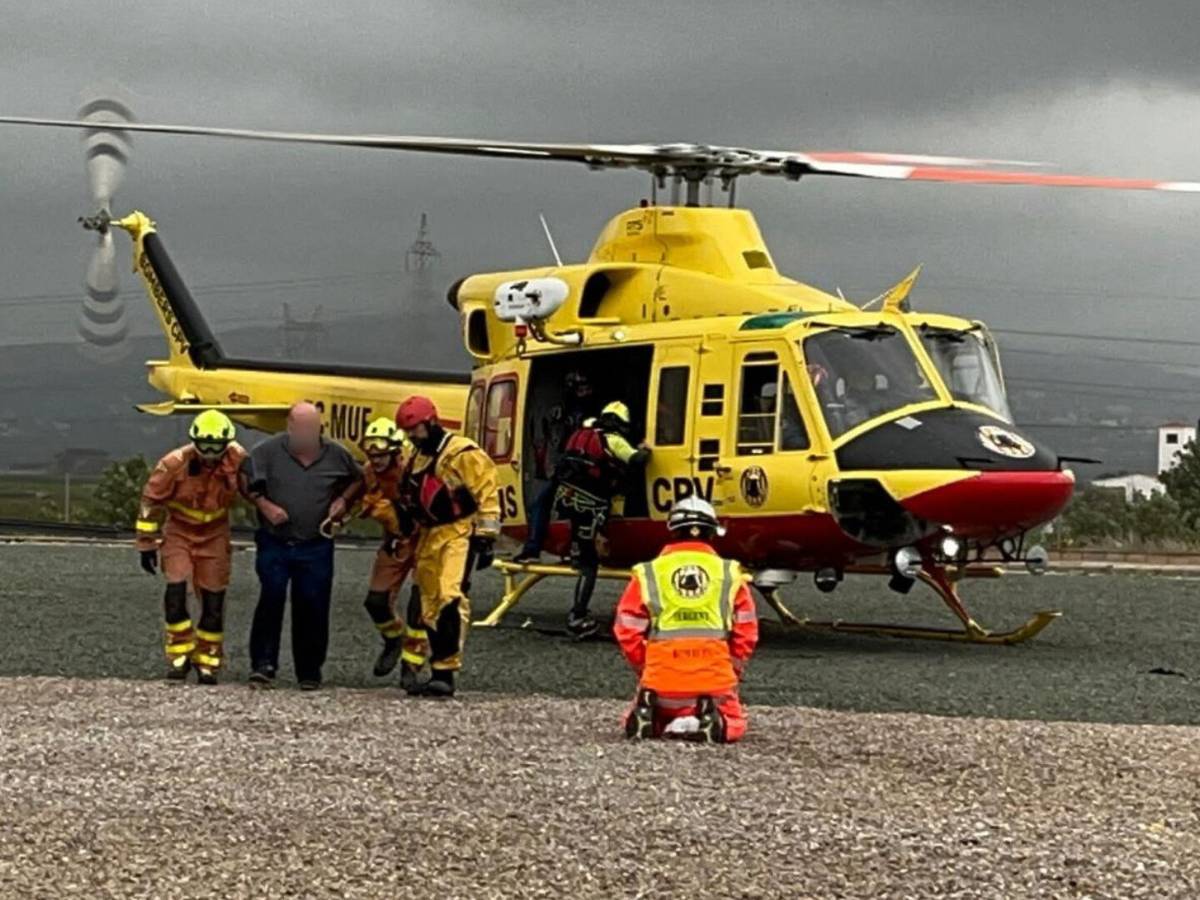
[1092,473,1166,502]
[1159,422,1197,475]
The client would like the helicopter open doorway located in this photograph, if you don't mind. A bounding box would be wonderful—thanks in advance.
[522,345,655,526]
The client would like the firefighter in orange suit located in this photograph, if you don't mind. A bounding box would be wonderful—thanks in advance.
[136,410,247,685]
[357,416,416,677]
[393,395,500,698]
[613,496,759,743]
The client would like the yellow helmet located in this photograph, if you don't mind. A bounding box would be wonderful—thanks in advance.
[601,400,630,424]
[189,409,235,445]
[361,416,402,453]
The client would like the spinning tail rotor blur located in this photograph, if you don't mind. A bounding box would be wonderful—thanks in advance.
[77,95,133,363]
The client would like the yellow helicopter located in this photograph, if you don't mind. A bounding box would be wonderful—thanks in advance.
[4,107,1197,643]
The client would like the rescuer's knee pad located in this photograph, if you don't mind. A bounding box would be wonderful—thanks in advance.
[405,586,423,629]
[198,590,225,632]
[363,590,392,624]
[163,581,188,623]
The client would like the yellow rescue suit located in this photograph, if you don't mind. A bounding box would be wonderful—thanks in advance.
[401,433,500,672]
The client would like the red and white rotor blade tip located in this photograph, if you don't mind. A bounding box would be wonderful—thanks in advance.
[802,151,1048,168]
[802,157,1200,192]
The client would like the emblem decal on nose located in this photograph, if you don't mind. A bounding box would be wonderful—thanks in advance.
[977,425,1035,459]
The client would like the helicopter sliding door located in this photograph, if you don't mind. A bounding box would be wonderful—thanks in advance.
[646,340,702,518]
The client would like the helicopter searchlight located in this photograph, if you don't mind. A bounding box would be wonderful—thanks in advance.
[493,277,580,350]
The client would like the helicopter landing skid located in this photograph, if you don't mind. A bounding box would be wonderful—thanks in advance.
[474,560,633,628]
[757,563,1061,645]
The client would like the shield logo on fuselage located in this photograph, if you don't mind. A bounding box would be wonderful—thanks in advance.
[740,465,769,507]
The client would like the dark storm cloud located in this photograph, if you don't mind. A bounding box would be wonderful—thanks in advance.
[1,0,1200,367]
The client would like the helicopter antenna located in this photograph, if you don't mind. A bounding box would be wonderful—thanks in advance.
[538,211,563,266]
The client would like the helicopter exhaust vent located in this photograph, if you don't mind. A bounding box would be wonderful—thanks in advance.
[77,90,135,363]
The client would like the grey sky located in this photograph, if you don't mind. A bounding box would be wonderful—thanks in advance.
[1,0,1199,377]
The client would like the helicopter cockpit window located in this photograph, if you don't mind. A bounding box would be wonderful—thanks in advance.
[802,327,936,439]
[918,327,1013,422]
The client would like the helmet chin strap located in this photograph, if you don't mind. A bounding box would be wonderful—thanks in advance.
[415,422,445,453]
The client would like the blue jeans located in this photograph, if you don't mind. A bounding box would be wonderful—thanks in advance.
[522,479,558,552]
[249,531,335,683]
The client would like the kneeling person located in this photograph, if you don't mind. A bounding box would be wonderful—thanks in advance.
[613,497,758,743]
[136,410,247,685]
[357,417,416,677]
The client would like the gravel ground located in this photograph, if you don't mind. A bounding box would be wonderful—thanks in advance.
[1,678,1197,899]
[2,544,1198,724]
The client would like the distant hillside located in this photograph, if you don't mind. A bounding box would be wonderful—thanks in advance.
[0,304,468,468]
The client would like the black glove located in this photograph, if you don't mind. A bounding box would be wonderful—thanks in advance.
[470,536,496,571]
[392,500,417,537]
[382,533,401,556]
[140,549,158,575]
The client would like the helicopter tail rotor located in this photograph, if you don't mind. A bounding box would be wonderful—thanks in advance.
[78,94,133,361]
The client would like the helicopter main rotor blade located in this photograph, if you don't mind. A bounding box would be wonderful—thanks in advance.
[0,115,675,168]
[792,156,1200,193]
[2,114,1199,193]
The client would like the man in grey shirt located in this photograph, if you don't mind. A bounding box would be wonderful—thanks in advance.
[242,402,362,690]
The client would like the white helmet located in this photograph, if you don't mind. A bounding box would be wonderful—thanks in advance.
[667,496,726,537]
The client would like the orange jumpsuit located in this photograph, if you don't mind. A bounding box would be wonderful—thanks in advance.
[136,442,247,671]
[358,454,415,639]
[613,541,759,742]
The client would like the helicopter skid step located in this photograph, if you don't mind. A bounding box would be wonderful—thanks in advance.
[479,560,1061,644]
[474,560,632,628]
[772,610,1061,645]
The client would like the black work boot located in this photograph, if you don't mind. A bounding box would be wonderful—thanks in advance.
[165,656,191,682]
[419,669,455,698]
[694,696,726,744]
[195,666,219,686]
[565,611,599,640]
[625,688,657,740]
[374,637,402,677]
[511,546,541,564]
[400,662,428,695]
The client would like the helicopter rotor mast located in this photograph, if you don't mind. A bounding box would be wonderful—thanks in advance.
[2,114,1200,209]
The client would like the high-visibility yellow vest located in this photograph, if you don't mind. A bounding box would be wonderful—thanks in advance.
[634,551,738,641]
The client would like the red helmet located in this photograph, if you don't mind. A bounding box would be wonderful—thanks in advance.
[396,395,439,429]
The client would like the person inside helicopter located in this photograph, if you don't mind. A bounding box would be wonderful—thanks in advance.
[803,328,935,438]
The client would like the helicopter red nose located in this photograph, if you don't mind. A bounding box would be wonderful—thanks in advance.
[899,471,1074,539]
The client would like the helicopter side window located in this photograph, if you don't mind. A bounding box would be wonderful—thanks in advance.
[654,366,690,446]
[483,377,517,461]
[737,362,779,455]
[463,382,485,443]
[778,376,809,451]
